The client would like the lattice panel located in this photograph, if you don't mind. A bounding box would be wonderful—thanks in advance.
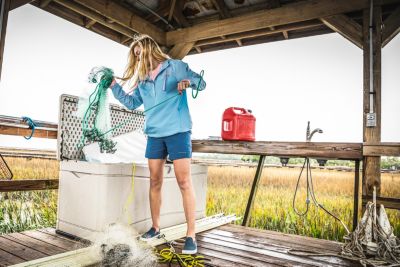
[57,94,145,161]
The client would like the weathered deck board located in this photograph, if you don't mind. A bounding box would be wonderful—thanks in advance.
[0,224,361,267]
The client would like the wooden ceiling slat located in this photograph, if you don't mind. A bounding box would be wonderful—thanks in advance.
[166,0,380,46]
[72,0,165,45]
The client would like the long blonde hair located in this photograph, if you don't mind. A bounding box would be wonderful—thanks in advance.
[115,34,170,91]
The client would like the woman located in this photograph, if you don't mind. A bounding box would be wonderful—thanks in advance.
[108,34,206,254]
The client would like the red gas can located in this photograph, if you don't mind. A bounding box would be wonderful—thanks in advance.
[221,107,256,141]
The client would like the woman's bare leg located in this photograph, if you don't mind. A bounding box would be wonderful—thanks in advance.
[148,159,165,231]
[173,158,196,238]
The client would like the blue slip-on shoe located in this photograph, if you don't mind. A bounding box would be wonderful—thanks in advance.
[139,227,160,241]
[182,236,197,254]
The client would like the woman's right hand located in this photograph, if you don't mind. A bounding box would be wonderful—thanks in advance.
[109,77,116,89]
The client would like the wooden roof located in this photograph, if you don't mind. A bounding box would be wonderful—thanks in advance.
[10,0,400,55]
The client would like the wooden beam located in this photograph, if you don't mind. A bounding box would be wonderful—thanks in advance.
[362,196,400,210]
[362,7,382,196]
[72,0,166,45]
[211,0,231,19]
[382,5,400,47]
[168,42,195,59]
[54,0,137,39]
[0,125,57,139]
[192,140,363,160]
[0,179,59,192]
[282,30,289,39]
[40,0,52,8]
[166,0,374,45]
[0,0,10,82]
[235,39,242,46]
[9,0,34,10]
[321,14,363,49]
[363,142,400,156]
[196,21,323,47]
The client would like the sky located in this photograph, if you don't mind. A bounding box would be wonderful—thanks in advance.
[0,4,399,150]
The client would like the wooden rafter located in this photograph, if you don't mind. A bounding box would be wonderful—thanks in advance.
[145,1,170,23]
[31,1,124,44]
[195,21,322,47]
[172,0,190,28]
[382,5,400,47]
[9,0,34,10]
[168,0,177,22]
[211,0,231,19]
[54,0,136,39]
[321,14,363,49]
[84,18,96,29]
[72,0,165,45]
[40,0,53,8]
[168,42,195,59]
[166,0,374,45]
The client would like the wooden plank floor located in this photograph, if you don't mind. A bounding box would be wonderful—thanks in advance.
[0,224,361,267]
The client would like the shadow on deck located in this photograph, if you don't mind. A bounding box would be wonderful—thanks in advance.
[0,224,361,266]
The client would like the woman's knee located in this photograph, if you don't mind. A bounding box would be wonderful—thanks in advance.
[177,176,192,191]
[150,175,163,190]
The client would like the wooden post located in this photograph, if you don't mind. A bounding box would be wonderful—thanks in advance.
[353,160,360,230]
[362,6,382,201]
[242,155,266,227]
[0,0,10,81]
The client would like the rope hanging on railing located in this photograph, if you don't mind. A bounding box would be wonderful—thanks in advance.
[21,116,37,140]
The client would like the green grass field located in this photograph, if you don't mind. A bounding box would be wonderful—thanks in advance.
[1,157,399,242]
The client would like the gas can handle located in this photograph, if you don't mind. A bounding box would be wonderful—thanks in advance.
[232,107,247,114]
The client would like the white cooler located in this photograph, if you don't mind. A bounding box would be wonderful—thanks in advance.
[56,160,208,241]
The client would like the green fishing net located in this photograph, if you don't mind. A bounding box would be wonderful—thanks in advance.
[76,66,117,154]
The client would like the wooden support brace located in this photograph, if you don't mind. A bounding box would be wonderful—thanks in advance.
[168,42,195,59]
[242,155,266,227]
[320,14,363,49]
[382,5,400,47]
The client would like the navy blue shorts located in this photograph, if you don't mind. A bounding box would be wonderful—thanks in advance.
[145,131,192,160]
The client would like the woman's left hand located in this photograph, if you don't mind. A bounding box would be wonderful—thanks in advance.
[177,79,191,95]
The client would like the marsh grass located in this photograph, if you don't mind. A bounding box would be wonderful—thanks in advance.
[1,157,399,242]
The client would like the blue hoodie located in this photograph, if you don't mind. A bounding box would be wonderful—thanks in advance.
[110,59,206,137]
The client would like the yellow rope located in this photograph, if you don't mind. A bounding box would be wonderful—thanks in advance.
[123,162,136,225]
[156,247,207,267]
